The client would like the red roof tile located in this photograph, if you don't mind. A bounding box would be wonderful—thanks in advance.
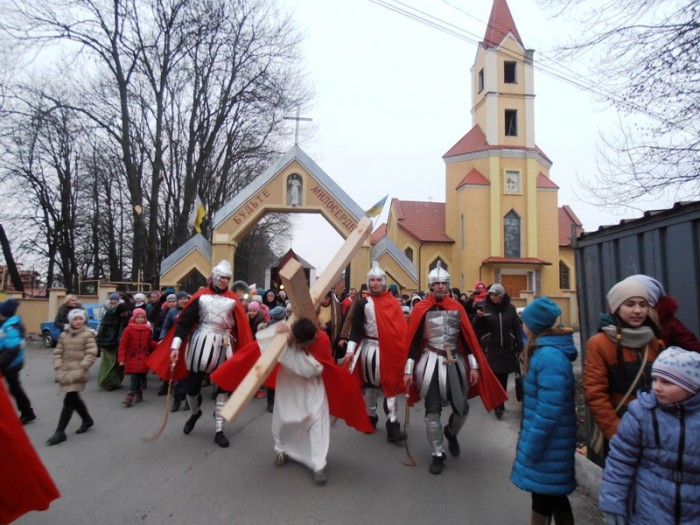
[536,172,559,189]
[483,0,523,48]
[443,125,552,163]
[456,168,490,189]
[393,200,453,243]
[558,205,584,246]
[444,125,489,158]
[482,256,552,266]
[370,223,387,245]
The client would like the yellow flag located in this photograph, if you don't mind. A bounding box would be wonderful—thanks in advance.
[190,196,206,233]
[365,195,388,218]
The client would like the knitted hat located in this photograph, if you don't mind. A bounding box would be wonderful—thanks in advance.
[166,293,177,302]
[624,275,666,307]
[248,301,260,312]
[0,299,19,318]
[176,291,189,300]
[488,284,505,297]
[134,293,146,303]
[401,306,410,315]
[652,346,700,395]
[521,297,561,334]
[109,293,121,301]
[607,280,649,313]
[269,306,286,323]
[252,295,263,303]
[67,308,87,322]
[388,284,399,295]
[132,308,147,318]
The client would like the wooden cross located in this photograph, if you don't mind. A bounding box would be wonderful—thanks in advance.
[220,216,372,422]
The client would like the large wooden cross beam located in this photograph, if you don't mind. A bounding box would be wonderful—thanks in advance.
[220,216,372,422]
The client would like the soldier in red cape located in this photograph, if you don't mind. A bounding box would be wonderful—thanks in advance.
[147,260,253,448]
[0,375,60,523]
[342,261,408,443]
[404,262,507,475]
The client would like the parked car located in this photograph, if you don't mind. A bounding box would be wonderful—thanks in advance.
[40,303,105,348]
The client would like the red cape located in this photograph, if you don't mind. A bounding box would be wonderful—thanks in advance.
[0,375,60,523]
[212,330,374,433]
[147,287,253,381]
[351,292,408,397]
[406,295,507,412]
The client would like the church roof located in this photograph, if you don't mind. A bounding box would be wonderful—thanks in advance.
[559,205,584,247]
[483,0,523,48]
[392,199,453,243]
[370,223,387,245]
[456,168,490,189]
[536,172,559,189]
[443,125,552,164]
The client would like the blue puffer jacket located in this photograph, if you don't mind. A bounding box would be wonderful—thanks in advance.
[599,390,700,524]
[511,333,578,495]
[0,315,25,370]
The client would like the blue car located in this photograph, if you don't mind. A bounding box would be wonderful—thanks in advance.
[40,303,105,348]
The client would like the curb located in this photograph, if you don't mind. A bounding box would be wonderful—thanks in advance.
[576,452,602,501]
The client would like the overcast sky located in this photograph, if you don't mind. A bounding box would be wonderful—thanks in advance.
[274,0,674,276]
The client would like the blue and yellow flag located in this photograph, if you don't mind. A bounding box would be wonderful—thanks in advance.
[365,195,388,218]
[190,196,207,233]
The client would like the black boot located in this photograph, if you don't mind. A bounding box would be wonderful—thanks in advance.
[20,409,37,425]
[157,381,168,396]
[214,431,229,448]
[183,409,202,434]
[444,425,460,457]
[429,453,446,475]
[74,397,94,434]
[386,420,403,443]
[47,405,73,446]
[171,397,181,412]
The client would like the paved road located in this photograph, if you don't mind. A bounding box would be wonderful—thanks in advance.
[14,339,604,524]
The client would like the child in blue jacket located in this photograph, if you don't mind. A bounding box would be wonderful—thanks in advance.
[600,346,700,524]
[0,299,36,424]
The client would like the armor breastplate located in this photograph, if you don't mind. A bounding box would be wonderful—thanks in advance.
[423,310,460,350]
[363,297,378,338]
[198,294,237,332]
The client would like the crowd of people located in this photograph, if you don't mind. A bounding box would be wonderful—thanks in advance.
[3,264,700,524]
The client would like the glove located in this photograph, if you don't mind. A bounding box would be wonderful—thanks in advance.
[603,511,625,525]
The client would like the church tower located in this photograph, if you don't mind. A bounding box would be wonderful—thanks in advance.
[443,0,562,298]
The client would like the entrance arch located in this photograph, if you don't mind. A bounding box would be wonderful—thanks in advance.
[160,146,373,289]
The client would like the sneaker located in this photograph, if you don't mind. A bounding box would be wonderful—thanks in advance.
[312,469,327,486]
[429,453,446,475]
[274,451,288,466]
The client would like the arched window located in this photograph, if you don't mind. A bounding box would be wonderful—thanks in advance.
[404,247,414,262]
[504,210,521,258]
[429,258,448,272]
[559,261,571,289]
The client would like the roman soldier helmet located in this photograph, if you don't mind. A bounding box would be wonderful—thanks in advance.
[366,261,387,291]
[212,260,233,289]
[428,261,450,288]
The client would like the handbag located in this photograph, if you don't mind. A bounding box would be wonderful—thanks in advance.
[514,357,524,402]
[590,344,649,455]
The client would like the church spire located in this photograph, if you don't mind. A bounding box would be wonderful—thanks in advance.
[482,0,523,48]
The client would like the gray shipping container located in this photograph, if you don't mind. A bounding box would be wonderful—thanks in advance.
[575,200,700,463]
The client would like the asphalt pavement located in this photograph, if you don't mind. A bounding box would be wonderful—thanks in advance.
[13,338,604,525]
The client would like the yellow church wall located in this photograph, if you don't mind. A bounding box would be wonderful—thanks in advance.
[535,189,561,294]
[456,187,492,290]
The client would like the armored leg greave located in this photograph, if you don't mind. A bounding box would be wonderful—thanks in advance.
[363,387,379,418]
[383,396,398,422]
[215,392,229,433]
[425,412,444,456]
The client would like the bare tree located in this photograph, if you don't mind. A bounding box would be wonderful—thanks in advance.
[539,0,700,206]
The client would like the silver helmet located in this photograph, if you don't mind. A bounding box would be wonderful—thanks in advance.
[212,260,233,280]
[366,261,387,291]
[428,261,450,287]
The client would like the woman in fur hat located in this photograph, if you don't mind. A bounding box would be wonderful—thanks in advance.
[584,279,662,456]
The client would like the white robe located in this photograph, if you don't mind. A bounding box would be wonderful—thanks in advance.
[272,345,329,472]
